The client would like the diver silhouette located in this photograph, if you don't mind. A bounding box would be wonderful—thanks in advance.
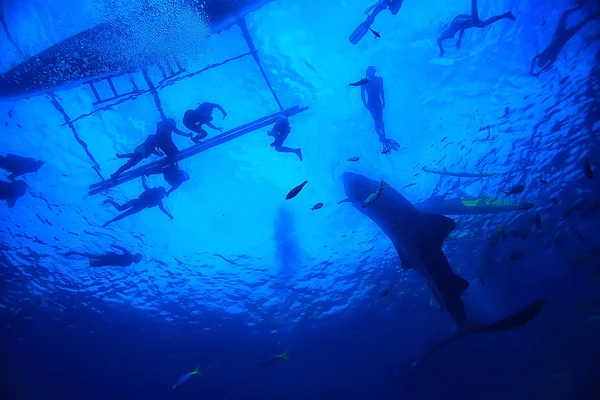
[531,5,600,76]
[437,0,515,56]
[361,66,400,150]
[102,176,173,227]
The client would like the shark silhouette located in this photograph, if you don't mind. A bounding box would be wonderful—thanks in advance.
[341,172,547,365]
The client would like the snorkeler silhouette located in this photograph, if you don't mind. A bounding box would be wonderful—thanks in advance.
[183,102,227,144]
[155,118,194,166]
[361,66,400,151]
[144,164,190,196]
[268,115,302,161]
[102,176,173,227]
[111,134,163,180]
[349,0,404,45]
[531,5,600,76]
[437,0,515,56]
[64,244,142,267]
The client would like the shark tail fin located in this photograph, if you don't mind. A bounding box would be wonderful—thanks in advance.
[192,366,203,376]
[337,198,351,205]
[381,180,389,189]
[413,299,547,367]
[278,350,289,361]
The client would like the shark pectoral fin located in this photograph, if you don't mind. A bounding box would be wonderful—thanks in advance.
[414,213,456,249]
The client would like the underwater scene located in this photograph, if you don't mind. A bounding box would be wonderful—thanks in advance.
[1,0,600,398]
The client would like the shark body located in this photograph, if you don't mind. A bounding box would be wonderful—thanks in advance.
[342,172,547,364]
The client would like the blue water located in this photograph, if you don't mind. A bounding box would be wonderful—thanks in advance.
[1,0,600,398]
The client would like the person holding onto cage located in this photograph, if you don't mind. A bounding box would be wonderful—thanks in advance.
[183,102,228,144]
[102,175,173,227]
[267,115,302,161]
[437,0,515,56]
[111,134,163,181]
[144,164,190,196]
[64,244,142,267]
[154,117,195,166]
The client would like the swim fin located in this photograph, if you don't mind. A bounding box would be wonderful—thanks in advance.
[349,16,374,45]
[412,298,547,366]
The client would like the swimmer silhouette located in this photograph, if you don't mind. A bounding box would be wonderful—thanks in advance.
[361,66,400,150]
[437,0,515,56]
[531,5,600,76]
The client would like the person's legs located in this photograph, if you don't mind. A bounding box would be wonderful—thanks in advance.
[65,251,95,258]
[556,6,583,35]
[477,12,515,28]
[157,139,179,166]
[89,258,104,267]
[192,128,208,144]
[471,0,479,21]
[103,207,143,227]
[563,12,600,38]
[274,146,302,161]
[111,157,143,178]
[370,109,386,142]
[437,37,446,56]
[104,199,137,211]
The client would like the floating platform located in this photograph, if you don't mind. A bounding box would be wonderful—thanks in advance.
[0,0,275,101]
[88,105,308,195]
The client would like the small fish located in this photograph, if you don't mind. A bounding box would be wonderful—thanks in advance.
[362,180,388,208]
[503,184,525,196]
[8,110,12,119]
[540,179,549,185]
[535,212,542,230]
[349,78,369,87]
[550,197,559,205]
[172,366,202,390]
[347,156,360,162]
[509,251,526,261]
[381,146,392,155]
[285,180,308,200]
[382,288,389,297]
[584,158,594,179]
[369,28,381,38]
[258,351,289,366]
[569,225,585,243]
[311,202,324,211]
